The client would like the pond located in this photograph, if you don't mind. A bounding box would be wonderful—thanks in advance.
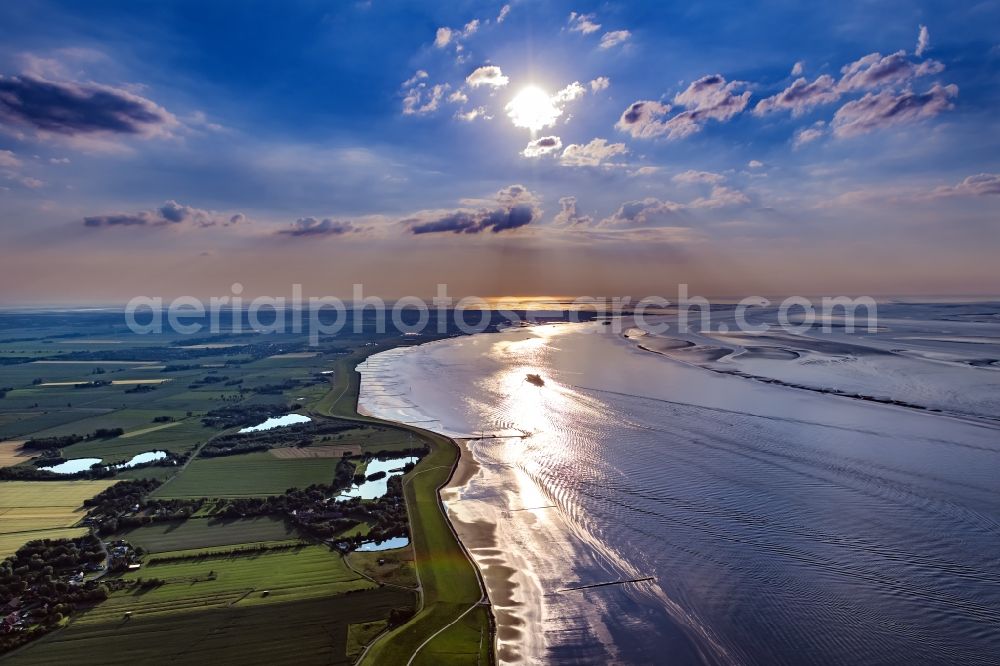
[238,413,312,433]
[40,458,102,474]
[337,456,418,501]
[357,536,409,552]
[117,450,168,468]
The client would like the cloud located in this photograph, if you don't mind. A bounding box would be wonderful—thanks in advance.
[455,106,489,122]
[466,65,509,88]
[929,173,1000,198]
[404,185,540,235]
[794,122,826,147]
[555,81,586,104]
[838,51,944,92]
[791,61,804,76]
[631,166,661,177]
[600,197,685,228]
[497,4,511,23]
[673,170,725,185]
[832,84,957,137]
[401,72,449,115]
[434,27,453,48]
[916,25,930,57]
[522,136,563,157]
[599,30,631,49]
[560,138,627,167]
[448,90,468,104]
[753,75,840,116]
[748,160,764,168]
[0,74,177,141]
[0,150,19,168]
[568,12,601,34]
[617,75,749,140]
[590,76,610,92]
[553,196,593,226]
[83,201,246,229]
[277,217,357,237]
[615,100,672,139]
[690,185,750,209]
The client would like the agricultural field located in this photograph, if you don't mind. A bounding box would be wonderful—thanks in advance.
[6,587,414,666]
[152,452,346,498]
[122,516,304,553]
[0,310,494,664]
[0,480,114,557]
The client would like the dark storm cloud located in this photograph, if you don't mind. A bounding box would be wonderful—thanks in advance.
[0,74,176,137]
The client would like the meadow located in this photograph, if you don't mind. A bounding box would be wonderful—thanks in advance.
[152,452,344,498]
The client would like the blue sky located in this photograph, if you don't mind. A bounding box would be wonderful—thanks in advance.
[0,0,998,302]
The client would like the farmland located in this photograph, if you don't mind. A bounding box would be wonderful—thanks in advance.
[0,480,115,557]
[0,309,495,664]
[152,452,346,498]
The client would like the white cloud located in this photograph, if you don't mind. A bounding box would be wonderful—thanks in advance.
[522,136,563,157]
[553,196,593,226]
[590,76,610,92]
[568,12,601,34]
[673,170,725,184]
[617,75,749,140]
[794,122,826,147]
[838,50,944,92]
[497,4,511,23]
[748,160,764,168]
[916,25,930,57]
[832,84,957,137]
[753,75,840,116]
[599,30,631,49]
[402,75,449,116]
[463,19,480,36]
[466,65,509,88]
[455,106,489,122]
[434,27,453,48]
[690,185,750,209]
[560,138,628,167]
[600,197,685,227]
[0,150,20,168]
[791,61,804,76]
[553,81,586,104]
[929,173,1000,198]
[448,90,468,104]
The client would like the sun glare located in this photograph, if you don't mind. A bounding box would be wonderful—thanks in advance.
[505,86,560,132]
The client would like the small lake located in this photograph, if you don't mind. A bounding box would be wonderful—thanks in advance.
[238,413,312,433]
[117,450,168,468]
[337,456,418,501]
[357,536,409,552]
[40,458,102,474]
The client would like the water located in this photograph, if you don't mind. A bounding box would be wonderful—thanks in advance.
[337,456,418,500]
[357,536,410,552]
[238,413,312,433]
[40,458,102,474]
[117,450,167,468]
[358,315,1000,665]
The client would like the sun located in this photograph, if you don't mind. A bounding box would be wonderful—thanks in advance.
[505,86,560,132]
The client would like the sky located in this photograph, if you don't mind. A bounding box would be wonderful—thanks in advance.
[0,0,998,304]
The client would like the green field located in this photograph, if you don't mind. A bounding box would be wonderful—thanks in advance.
[152,452,344,498]
[6,588,414,666]
[122,516,304,553]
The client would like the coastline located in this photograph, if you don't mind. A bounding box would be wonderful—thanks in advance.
[319,346,494,665]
